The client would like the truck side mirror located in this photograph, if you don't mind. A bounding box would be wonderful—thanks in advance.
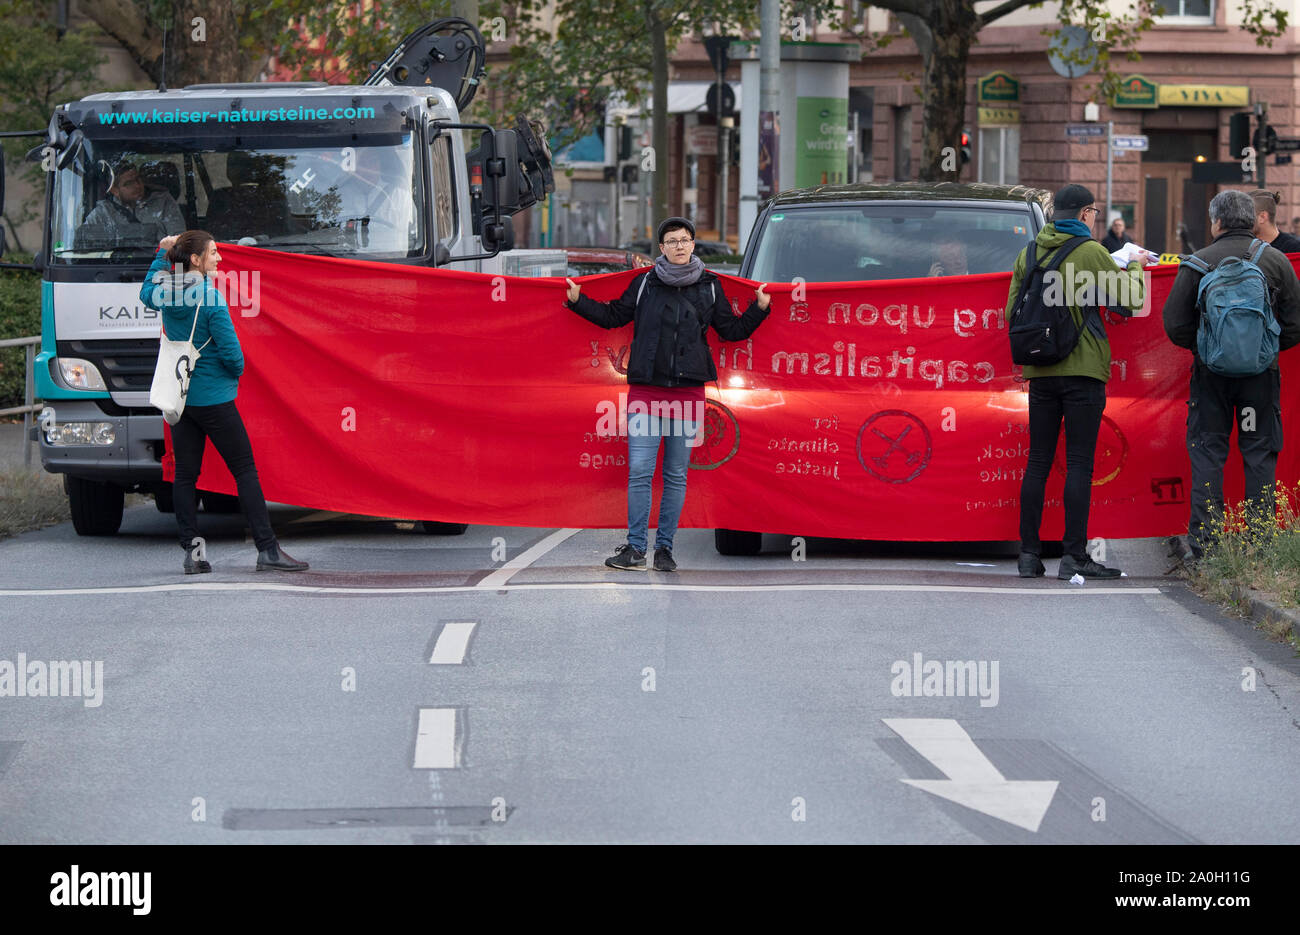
[433,242,451,265]
[485,128,521,215]
[483,216,514,252]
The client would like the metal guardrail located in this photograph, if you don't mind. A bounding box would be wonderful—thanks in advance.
[0,335,41,468]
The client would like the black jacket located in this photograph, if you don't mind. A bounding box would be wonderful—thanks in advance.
[1162,228,1300,365]
[566,268,768,386]
[1100,230,1132,252]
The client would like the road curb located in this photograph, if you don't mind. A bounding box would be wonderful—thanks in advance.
[1233,586,1300,644]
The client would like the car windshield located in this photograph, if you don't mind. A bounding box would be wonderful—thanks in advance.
[51,134,426,263]
[747,204,1036,283]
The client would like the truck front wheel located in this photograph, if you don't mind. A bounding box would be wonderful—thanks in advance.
[714,529,762,556]
[66,476,125,536]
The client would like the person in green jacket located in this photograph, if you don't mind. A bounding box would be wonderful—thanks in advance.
[141,230,307,574]
[1004,184,1150,580]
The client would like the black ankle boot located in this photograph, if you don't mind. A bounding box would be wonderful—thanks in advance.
[183,544,212,575]
[256,544,308,571]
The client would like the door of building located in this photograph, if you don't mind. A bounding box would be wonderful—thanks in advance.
[1138,127,1216,256]
[1141,163,1210,255]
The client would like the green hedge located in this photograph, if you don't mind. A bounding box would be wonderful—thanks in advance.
[0,254,41,414]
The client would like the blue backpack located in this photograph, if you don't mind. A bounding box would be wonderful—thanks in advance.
[1181,238,1281,377]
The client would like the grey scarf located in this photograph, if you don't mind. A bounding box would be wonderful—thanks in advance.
[654,254,706,287]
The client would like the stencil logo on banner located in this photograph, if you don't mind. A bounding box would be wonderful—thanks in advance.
[1151,476,1186,506]
[689,400,741,471]
[1052,415,1128,485]
[856,410,932,484]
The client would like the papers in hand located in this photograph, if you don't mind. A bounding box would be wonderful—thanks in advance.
[1110,242,1154,266]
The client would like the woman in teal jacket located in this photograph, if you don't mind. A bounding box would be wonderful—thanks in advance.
[141,230,307,574]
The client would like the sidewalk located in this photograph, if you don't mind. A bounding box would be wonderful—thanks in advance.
[0,421,35,471]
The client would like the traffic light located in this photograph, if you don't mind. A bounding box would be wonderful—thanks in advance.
[960,131,971,164]
[617,125,633,162]
[1229,112,1251,158]
[1254,121,1278,156]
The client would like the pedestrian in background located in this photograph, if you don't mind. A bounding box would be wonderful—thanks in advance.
[1100,214,1133,253]
[141,231,308,574]
[1249,190,1300,254]
[564,217,770,572]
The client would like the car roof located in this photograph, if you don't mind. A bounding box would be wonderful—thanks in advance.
[766,181,1051,211]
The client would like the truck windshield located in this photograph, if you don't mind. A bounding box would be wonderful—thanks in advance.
[51,134,426,263]
[747,204,1036,283]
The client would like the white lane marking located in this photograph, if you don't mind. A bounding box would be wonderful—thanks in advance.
[476,528,582,589]
[884,718,1059,833]
[0,582,1163,597]
[429,621,478,664]
[414,708,461,769]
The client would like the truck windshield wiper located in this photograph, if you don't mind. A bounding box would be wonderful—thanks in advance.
[245,242,343,257]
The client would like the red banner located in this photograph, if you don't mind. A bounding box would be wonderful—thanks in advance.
[168,245,1300,541]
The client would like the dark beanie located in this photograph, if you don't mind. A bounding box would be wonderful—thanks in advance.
[1053,184,1095,213]
[657,216,695,243]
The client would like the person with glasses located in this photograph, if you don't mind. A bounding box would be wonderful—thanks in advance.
[1005,184,1150,580]
[564,217,771,572]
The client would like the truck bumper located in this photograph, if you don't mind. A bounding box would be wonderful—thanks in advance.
[38,400,164,485]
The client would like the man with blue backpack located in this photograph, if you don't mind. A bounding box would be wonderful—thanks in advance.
[1163,189,1300,562]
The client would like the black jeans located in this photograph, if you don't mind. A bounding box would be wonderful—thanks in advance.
[171,399,277,552]
[1186,361,1282,557]
[1018,375,1106,560]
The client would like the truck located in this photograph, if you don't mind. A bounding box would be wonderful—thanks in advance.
[0,17,552,536]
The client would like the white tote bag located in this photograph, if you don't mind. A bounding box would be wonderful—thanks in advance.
[149,288,212,426]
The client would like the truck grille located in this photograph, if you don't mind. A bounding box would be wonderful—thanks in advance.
[56,339,159,393]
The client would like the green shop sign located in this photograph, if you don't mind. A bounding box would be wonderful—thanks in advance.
[1113,75,1158,109]
[978,72,1019,105]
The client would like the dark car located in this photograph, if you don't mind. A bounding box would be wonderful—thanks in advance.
[565,246,653,277]
[717,182,1053,556]
[740,181,1052,285]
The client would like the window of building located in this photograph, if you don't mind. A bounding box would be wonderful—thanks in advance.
[978,127,1020,185]
[1155,0,1213,20]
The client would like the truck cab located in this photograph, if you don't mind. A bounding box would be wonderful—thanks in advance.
[3,21,551,535]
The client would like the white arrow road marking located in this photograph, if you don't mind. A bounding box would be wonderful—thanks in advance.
[429,621,478,664]
[476,528,582,588]
[414,708,464,769]
[884,718,1059,833]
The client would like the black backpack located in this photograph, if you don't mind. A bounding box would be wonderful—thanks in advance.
[1008,236,1103,366]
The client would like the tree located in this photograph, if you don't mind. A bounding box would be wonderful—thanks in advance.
[80,0,266,87]
[0,0,105,251]
[873,0,1288,181]
[495,0,838,224]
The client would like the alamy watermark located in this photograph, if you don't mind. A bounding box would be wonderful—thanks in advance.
[0,653,103,707]
[594,393,704,446]
[149,265,262,317]
[890,652,999,707]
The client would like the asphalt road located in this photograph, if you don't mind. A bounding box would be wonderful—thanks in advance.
[0,499,1298,844]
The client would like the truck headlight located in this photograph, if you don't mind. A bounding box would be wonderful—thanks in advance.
[45,421,116,446]
[57,358,108,391]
